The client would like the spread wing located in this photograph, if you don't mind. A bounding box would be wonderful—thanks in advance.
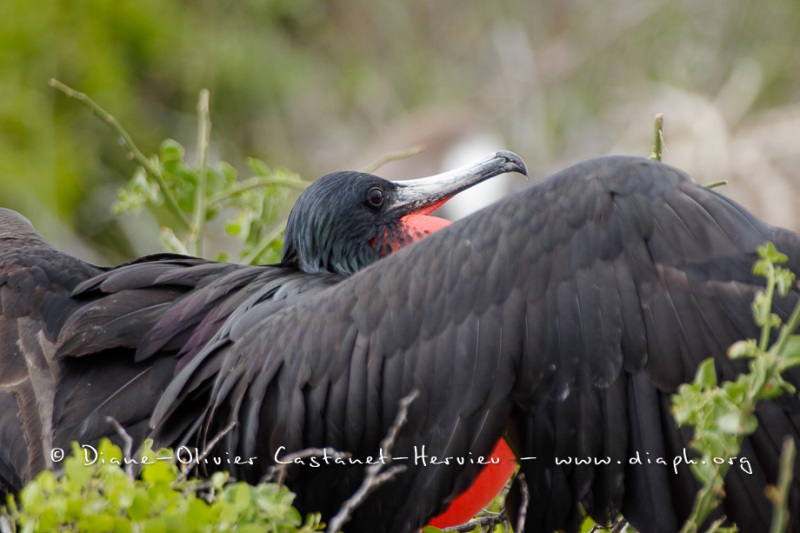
[151,157,800,532]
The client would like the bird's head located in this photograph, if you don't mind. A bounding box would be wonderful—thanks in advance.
[282,150,527,275]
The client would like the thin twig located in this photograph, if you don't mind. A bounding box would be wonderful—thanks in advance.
[48,79,192,232]
[174,420,237,483]
[242,220,287,265]
[362,145,426,174]
[515,472,529,533]
[649,113,664,162]
[327,390,420,533]
[704,180,728,189]
[191,89,211,257]
[442,510,508,532]
[208,175,308,204]
[611,517,628,532]
[588,517,628,533]
[772,287,800,357]
[705,516,729,532]
[105,416,135,480]
[768,437,796,533]
[262,447,353,485]
[758,263,780,352]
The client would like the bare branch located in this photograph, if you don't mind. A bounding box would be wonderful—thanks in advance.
[442,510,508,532]
[327,390,420,533]
[191,89,211,257]
[611,517,629,533]
[175,420,237,483]
[241,220,287,265]
[105,416,135,480]
[589,517,629,532]
[362,145,425,174]
[49,79,192,232]
[516,472,529,533]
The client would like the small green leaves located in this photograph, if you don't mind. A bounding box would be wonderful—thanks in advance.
[1,439,323,533]
[75,85,309,262]
[113,168,163,215]
[671,242,800,532]
[756,241,789,265]
[695,358,717,389]
[728,339,758,359]
[114,134,305,261]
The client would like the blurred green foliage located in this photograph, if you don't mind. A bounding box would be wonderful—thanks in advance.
[2,0,800,260]
[1,439,323,532]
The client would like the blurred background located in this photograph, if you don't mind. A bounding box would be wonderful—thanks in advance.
[1,0,799,262]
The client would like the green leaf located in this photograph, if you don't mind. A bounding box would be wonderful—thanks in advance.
[142,517,167,533]
[225,483,252,513]
[752,292,771,326]
[716,412,743,434]
[220,161,238,185]
[187,497,217,527]
[224,218,244,238]
[728,339,758,359]
[113,484,136,509]
[694,358,717,389]
[19,476,47,508]
[776,269,796,297]
[757,241,788,264]
[753,259,769,277]
[211,471,229,490]
[82,511,115,533]
[247,157,271,177]
[127,492,152,521]
[97,439,124,463]
[141,461,175,485]
[159,139,185,161]
[781,335,800,367]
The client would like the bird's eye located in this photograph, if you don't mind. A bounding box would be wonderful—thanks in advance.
[366,187,384,208]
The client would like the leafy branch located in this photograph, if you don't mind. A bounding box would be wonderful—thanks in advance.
[672,242,800,532]
[49,79,308,263]
[49,79,193,234]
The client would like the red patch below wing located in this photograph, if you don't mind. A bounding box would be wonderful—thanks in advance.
[427,438,517,528]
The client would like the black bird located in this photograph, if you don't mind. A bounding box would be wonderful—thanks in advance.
[0,151,523,502]
[2,154,800,533]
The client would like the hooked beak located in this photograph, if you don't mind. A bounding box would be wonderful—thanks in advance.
[390,150,528,216]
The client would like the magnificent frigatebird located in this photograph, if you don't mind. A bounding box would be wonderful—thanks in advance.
[2,154,800,532]
[149,156,800,532]
[0,150,524,526]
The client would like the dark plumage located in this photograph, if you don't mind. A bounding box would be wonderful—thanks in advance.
[2,154,799,532]
[0,150,523,496]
